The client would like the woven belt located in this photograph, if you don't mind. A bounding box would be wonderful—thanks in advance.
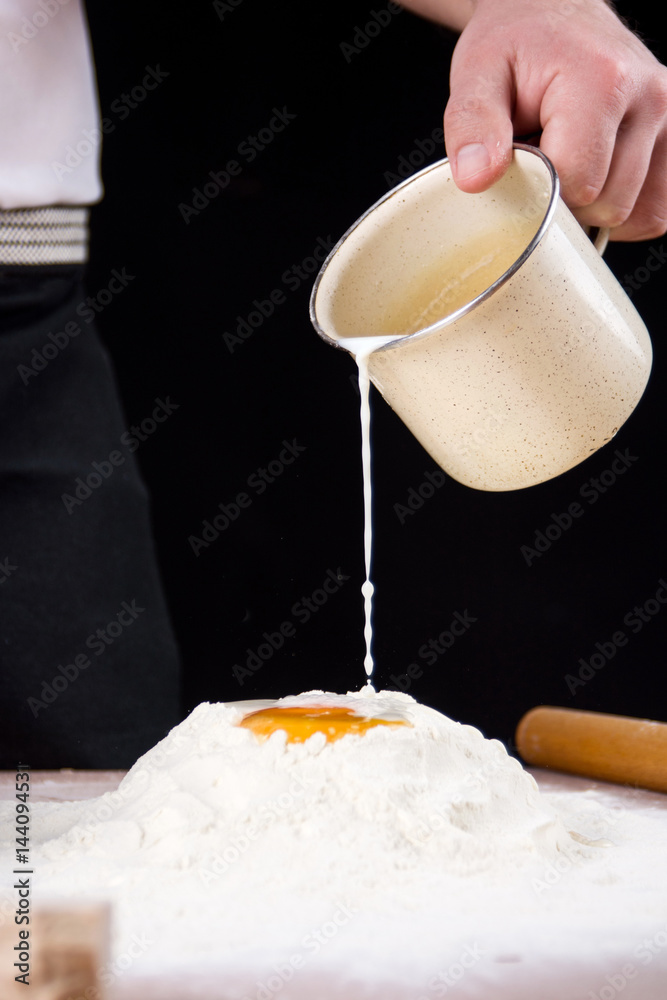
[0,207,89,265]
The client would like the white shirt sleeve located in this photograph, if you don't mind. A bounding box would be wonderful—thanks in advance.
[0,0,103,209]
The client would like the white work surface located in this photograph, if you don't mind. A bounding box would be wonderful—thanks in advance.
[1,768,666,1000]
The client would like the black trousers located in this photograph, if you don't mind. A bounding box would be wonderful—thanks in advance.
[0,265,181,768]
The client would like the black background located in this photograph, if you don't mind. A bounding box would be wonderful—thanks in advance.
[83,0,666,753]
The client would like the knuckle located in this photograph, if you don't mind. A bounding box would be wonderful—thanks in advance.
[555,143,610,208]
[634,211,667,241]
[562,180,603,209]
[591,54,633,116]
[599,203,635,228]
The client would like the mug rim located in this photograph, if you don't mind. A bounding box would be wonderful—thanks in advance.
[309,142,560,353]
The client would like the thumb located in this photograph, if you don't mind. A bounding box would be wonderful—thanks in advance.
[444,37,515,192]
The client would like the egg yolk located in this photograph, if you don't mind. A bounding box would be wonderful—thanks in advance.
[238,705,410,743]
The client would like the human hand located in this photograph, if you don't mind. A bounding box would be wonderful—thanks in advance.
[443,0,667,241]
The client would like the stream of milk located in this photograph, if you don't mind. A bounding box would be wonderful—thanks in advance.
[337,335,402,685]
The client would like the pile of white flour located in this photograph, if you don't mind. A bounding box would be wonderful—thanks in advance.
[37,689,573,883]
[3,689,667,999]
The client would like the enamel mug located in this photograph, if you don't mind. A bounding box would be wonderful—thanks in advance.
[310,145,652,491]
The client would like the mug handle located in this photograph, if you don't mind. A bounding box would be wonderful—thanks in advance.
[587,226,610,255]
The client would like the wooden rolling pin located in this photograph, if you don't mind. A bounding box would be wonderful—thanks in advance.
[516,706,667,793]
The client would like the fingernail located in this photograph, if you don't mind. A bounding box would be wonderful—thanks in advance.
[455,143,491,181]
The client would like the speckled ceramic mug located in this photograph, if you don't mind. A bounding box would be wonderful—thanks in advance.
[310,145,652,491]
